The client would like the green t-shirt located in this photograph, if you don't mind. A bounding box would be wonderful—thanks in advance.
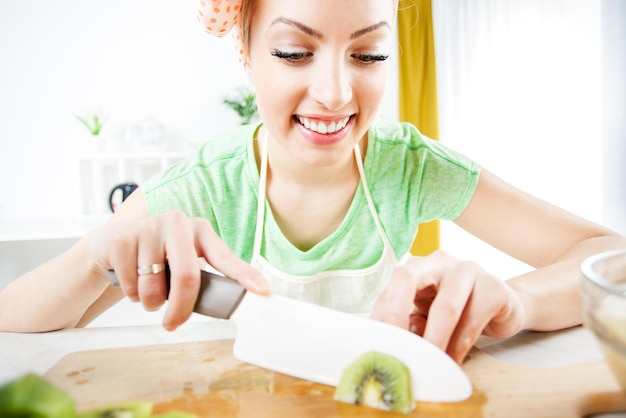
[143,118,480,276]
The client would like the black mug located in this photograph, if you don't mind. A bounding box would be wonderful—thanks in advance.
[109,182,138,212]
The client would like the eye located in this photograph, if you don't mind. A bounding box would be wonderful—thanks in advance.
[271,49,313,64]
[352,54,389,64]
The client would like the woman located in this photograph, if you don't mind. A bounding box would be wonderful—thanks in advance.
[0,0,624,365]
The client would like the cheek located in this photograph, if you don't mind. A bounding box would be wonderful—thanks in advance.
[254,68,302,117]
[247,63,273,114]
[254,80,291,131]
[358,66,388,110]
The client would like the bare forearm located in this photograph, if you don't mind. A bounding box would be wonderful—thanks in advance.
[507,234,626,332]
[0,231,114,332]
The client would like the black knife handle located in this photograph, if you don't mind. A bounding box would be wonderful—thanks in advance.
[105,266,246,320]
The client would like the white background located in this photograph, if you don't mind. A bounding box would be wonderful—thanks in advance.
[0,0,399,221]
[435,0,625,279]
[0,0,249,220]
[0,1,623,325]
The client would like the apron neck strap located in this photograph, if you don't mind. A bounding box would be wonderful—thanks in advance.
[353,142,396,259]
[252,133,396,262]
[252,130,270,258]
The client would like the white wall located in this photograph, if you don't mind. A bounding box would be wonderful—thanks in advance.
[0,1,397,291]
[0,1,398,222]
[1,1,619,283]
[433,0,618,279]
[602,0,626,235]
[0,1,248,220]
[0,1,620,326]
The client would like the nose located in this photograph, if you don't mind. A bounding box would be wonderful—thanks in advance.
[309,56,353,111]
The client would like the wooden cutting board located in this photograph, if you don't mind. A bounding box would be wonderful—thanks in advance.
[44,339,626,417]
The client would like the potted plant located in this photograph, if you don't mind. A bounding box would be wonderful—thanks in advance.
[73,110,110,154]
[222,86,258,125]
[74,112,108,136]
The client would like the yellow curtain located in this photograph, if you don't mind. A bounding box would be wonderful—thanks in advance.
[397,0,440,256]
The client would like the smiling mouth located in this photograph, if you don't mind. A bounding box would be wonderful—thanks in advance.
[295,115,353,135]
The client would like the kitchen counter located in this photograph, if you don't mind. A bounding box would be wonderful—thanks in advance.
[0,319,235,384]
[0,317,626,418]
[0,320,605,383]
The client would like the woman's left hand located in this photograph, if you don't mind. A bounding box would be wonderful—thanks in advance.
[370,250,526,364]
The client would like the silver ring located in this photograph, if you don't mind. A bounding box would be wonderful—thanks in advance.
[136,263,166,276]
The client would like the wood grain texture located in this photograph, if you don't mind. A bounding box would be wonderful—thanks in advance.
[44,339,626,417]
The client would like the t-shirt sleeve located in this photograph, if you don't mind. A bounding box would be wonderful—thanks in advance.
[372,120,481,225]
[412,137,481,221]
[141,157,214,220]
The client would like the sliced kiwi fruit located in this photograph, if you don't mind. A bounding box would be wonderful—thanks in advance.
[0,373,76,417]
[0,373,191,418]
[77,401,153,418]
[334,351,415,414]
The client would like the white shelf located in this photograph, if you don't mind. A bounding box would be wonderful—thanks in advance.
[77,152,189,216]
[0,152,190,242]
[77,152,190,161]
[0,216,108,242]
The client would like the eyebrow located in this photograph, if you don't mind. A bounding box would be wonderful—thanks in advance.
[350,21,391,39]
[269,18,390,40]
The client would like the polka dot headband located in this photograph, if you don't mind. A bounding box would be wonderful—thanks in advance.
[194,0,245,59]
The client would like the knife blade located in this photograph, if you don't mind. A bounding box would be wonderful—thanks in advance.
[106,265,472,403]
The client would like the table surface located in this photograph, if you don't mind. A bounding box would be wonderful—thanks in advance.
[0,217,110,242]
[0,319,606,383]
[1,320,625,417]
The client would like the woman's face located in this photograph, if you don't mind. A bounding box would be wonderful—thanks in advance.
[246,0,395,167]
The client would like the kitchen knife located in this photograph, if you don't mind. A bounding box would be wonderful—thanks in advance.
[106,265,472,403]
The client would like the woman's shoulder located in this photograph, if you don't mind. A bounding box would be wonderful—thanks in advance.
[369,118,478,171]
[143,123,258,193]
[370,118,447,152]
[194,123,259,166]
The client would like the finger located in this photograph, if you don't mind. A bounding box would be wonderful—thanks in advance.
[447,277,518,363]
[371,259,437,329]
[446,294,484,364]
[421,260,478,353]
[136,220,168,311]
[106,224,140,302]
[137,269,168,311]
[412,283,437,317]
[409,311,427,336]
[159,213,203,331]
[194,218,271,295]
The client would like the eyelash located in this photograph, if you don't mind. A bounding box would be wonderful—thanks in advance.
[271,50,312,62]
[271,49,389,65]
[353,54,389,63]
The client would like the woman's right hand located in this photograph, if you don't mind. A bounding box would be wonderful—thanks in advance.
[92,209,270,331]
[371,250,525,364]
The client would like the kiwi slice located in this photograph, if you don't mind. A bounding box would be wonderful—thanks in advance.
[334,351,415,414]
[77,401,152,418]
[0,373,76,417]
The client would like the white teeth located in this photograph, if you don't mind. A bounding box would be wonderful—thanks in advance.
[297,116,350,134]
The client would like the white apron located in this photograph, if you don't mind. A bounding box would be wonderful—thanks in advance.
[250,132,399,314]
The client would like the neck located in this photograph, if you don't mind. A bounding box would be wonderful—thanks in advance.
[256,127,366,188]
[253,126,367,250]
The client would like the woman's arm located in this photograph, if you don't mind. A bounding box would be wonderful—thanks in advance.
[0,192,148,332]
[0,190,269,333]
[455,169,626,331]
[372,169,626,363]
